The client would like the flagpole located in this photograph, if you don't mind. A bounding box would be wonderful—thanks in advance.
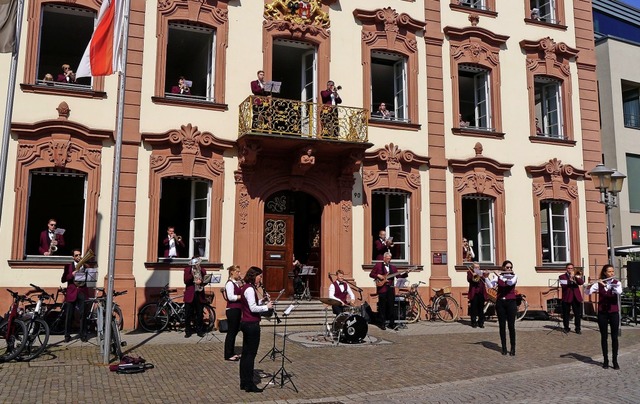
[0,0,25,222]
[103,0,131,365]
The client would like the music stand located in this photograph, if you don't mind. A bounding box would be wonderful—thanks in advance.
[259,289,290,363]
[264,81,282,95]
[546,279,566,336]
[197,282,222,343]
[300,266,315,301]
[265,304,298,392]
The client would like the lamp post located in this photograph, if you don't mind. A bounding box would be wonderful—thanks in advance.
[589,164,626,267]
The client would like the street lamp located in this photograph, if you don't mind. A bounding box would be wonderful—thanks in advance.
[589,164,626,265]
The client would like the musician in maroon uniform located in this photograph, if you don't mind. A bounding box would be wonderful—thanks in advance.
[586,264,622,369]
[559,262,584,334]
[467,262,486,328]
[39,218,65,255]
[488,260,518,356]
[328,269,355,315]
[369,252,407,330]
[224,265,243,361]
[184,257,207,338]
[320,80,342,138]
[373,229,394,260]
[61,248,89,342]
[239,266,272,393]
[162,226,185,258]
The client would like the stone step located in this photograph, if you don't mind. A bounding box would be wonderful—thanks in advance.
[260,299,343,328]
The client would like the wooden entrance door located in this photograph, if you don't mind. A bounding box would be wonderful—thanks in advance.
[263,214,294,296]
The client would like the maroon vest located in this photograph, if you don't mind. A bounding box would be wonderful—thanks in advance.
[240,284,261,323]
[497,278,516,300]
[598,281,620,313]
[226,280,242,310]
[333,280,349,303]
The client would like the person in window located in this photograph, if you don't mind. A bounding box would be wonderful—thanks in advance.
[320,80,342,138]
[369,252,407,330]
[373,229,394,260]
[586,264,622,369]
[487,260,518,356]
[373,103,393,120]
[56,64,76,83]
[43,73,54,85]
[61,248,90,342]
[184,257,207,338]
[459,113,470,128]
[39,218,65,255]
[535,117,543,134]
[530,8,541,21]
[162,226,185,259]
[467,262,486,328]
[328,269,355,315]
[559,262,584,334]
[171,76,191,95]
[462,237,475,262]
[250,70,267,98]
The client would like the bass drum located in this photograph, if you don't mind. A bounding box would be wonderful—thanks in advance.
[332,313,368,344]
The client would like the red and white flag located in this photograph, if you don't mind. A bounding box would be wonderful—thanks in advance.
[76,0,126,78]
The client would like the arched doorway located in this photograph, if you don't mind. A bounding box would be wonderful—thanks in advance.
[263,190,322,297]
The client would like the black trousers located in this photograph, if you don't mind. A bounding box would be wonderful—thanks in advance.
[184,292,204,333]
[378,288,396,326]
[64,293,88,338]
[332,304,347,316]
[496,299,517,350]
[239,321,261,388]
[561,299,582,331]
[224,308,241,359]
[469,294,485,326]
[597,311,620,360]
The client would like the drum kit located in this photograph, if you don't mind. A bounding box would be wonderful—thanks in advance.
[318,297,368,344]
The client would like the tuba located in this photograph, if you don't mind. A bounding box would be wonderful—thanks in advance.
[74,249,95,286]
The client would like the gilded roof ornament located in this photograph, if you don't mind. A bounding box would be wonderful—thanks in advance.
[264,0,330,29]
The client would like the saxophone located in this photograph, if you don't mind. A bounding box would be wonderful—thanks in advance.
[192,258,204,292]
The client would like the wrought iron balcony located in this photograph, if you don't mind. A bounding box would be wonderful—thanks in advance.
[239,95,368,142]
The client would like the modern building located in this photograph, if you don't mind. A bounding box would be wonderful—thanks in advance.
[0,0,607,327]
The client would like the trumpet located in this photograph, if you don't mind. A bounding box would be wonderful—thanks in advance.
[175,234,182,242]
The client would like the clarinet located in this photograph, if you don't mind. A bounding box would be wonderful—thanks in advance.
[260,284,275,319]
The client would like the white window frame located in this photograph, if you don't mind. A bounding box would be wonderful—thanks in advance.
[372,189,410,262]
[371,51,408,122]
[189,180,211,259]
[535,77,563,139]
[540,200,570,264]
[463,195,495,263]
[531,0,557,24]
[459,65,492,130]
[459,0,487,11]
[166,23,216,101]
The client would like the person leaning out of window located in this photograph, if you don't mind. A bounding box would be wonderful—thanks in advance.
[171,76,191,95]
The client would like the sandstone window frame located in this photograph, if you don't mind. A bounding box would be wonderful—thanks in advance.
[525,0,567,30]
[353,7,425,130]
[525,158,585,269]
[520,38,578,146]
[450,0,498,18]
[152,0,229,111]
[445,26,508,139]
[21,0,106,98]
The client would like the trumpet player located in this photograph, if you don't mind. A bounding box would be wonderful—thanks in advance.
[163,226,185,258]
[320,80,342,138]
[39,218,65,255]
[585,264,622,369]
[559,262,584,334]
[467,263,486,328]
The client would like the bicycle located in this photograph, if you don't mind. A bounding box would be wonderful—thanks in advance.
[18,284,52,361]
[483,289,529,321]
[87,287,125,333]
[0,289,29,362]
[403,282,460,323]
[86,291,126,359]
[138,284,216,333]
[41,287,67,335]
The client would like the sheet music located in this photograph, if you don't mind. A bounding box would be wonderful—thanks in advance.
[264,81,282,93]
[284,304,295,316]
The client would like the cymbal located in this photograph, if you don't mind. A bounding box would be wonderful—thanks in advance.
[318,297,343,306]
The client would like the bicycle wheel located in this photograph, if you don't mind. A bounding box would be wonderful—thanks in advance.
[110,319,123,360]
[516,296,529,321]
[44,306,66,335]
[113,305,124,331]
[435,295,460,322]
[138,303,169,333]
[18,318,50,362]
[202,304,216,332]
[405,297,421,323]
[0,319,28,362]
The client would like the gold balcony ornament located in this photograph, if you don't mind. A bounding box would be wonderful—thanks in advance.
[264,0,330,29]
[239,95,368,143]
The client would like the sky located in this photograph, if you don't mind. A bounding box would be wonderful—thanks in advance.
[619,0,640,10]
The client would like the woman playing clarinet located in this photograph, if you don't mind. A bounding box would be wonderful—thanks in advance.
[585,264,622,369]
[239,266,272,393]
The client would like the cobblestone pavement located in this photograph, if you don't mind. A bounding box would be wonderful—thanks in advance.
[1,319,639,403]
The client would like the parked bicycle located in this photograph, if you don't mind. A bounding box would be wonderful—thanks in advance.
[403,282,460,323]
[138,284,216,333]
[87,287,125,333]
[0,289,28,362]
[86,290,126,359]
[18,284,52,361]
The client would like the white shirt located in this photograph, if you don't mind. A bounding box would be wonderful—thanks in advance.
[168,237,177,257]
[586,280,622,295]
[487,274,518,288]
[243,286,270,314]
[328,281,355,304]
[225,280,242,302]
